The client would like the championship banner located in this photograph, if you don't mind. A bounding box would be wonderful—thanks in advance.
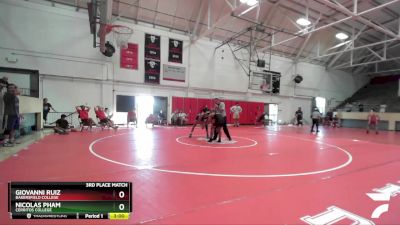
[144,59,160,84]
[144,33,160,60]
[163,64,185,82]
[168,38,183,63]
[120,43,138,70]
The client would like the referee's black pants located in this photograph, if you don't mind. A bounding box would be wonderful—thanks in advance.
[311,119,319,132]
[222,116,232,140]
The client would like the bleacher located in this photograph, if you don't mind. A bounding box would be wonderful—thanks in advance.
[337,75,400,112]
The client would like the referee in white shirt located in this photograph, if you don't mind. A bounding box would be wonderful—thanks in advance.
[310,108,321,133]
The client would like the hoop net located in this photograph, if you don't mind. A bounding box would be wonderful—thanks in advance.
[106,25,133,49]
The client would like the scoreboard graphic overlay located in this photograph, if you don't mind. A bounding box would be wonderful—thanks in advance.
[8,182,132,220]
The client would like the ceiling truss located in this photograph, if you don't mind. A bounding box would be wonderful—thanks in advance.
[40,0,400,75]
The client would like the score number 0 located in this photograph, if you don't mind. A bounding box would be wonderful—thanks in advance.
[118,191,125,211]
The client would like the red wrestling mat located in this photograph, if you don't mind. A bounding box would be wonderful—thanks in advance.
[1,125,400,224]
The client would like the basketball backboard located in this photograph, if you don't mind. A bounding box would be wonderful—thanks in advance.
[87,0,113,51]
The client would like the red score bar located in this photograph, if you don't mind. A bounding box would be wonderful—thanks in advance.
[9,182,131,203]
[12,189,129,201]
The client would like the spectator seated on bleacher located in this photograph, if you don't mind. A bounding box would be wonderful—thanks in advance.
[94,106,118,130]
[345,102,353,112]
[76,105,96,131]
[358,103,364,112]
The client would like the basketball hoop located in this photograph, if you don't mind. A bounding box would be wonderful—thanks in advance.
[105,24,133,49]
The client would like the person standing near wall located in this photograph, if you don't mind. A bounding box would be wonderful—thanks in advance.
[358,103,364,112]
[367,110,379,134]
[295,107,303,126]
[3,84,20,147]
[214,98,232,141]
[43,98,56,124]
[310,108,321,133]
[230,103,242,127]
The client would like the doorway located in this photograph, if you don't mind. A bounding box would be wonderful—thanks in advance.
[315,97,326,115]
[153,96,168,124]
[268,104,278,124]
[136,96,155,126]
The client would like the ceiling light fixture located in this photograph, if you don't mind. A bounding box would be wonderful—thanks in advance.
[239,0,259,6]
[296,18,311,26]
[335,32,349,40]
[246,0,258,6]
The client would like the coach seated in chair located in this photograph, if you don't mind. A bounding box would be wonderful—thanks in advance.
[76,105,96,131]
[94,106,118,130]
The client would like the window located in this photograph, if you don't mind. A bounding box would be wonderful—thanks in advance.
[0,67,39,98]
[315,97,326,115]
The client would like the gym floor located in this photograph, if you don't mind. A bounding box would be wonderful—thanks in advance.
[1,125,400,224]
